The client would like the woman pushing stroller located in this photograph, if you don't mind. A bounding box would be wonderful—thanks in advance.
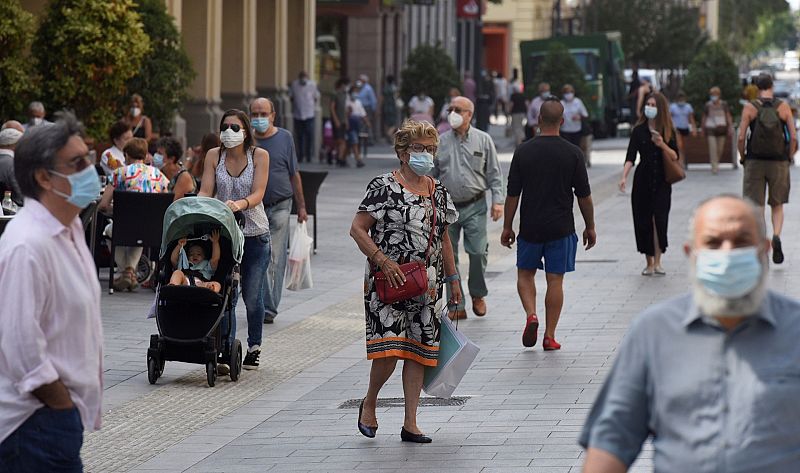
[169,229,222,293]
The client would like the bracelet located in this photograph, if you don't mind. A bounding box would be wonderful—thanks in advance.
[369,248,381,261]
[242,199,250,210]
[443,274,460,283]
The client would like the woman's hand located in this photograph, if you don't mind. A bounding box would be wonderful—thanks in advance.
[378,258,406,289]
[209,229,220,243]
[650,130,664,147]
[618,177,626,193]
[225,199,245,212]
[449,281,463,307]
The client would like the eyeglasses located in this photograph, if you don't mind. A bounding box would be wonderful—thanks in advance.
[58,154,92,172]
[447,107,471,114]
[220,123,242,132]
[408,143,438,154]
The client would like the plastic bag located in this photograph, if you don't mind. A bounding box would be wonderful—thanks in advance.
[422,309,480,398]
[285,222,313,291]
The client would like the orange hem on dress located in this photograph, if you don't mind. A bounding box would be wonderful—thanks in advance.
[367,349,438,367]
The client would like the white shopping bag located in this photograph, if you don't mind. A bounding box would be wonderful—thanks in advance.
[285,221,313,291]
[422,309,480,398]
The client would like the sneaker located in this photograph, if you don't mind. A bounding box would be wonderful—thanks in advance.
[263,313,276,324]
[773,236,784,264]
[243,345,261,370]
[522,314,539,347]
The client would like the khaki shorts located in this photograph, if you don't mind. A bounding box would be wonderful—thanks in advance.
[742,159,790,206]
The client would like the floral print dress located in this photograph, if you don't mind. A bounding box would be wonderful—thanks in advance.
[358,172,458,367]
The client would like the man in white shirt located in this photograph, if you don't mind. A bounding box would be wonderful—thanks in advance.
[0,112,103,472]
[527,82,551,139]
[0,121,24,207]
[289,71,320,163]
[100,120,132,175]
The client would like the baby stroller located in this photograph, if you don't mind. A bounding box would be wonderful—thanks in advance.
[147,197,245,387]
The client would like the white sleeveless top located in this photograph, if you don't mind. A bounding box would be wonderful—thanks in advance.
[215,147,269,237]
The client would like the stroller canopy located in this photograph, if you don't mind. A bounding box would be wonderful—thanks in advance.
[160,197,244,263]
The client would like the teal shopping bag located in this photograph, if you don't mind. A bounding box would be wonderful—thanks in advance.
[423,309,480,398]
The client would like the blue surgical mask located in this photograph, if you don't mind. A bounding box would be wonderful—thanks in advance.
[408,152,434,176]
[252,117,269,133]
[644,105,658,119]
[152,153,164,169]
[695,247,762,298]
[49,165,102,209]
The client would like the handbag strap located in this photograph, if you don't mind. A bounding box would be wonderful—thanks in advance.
[423,176,437,266]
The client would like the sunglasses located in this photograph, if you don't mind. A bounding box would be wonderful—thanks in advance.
[220,123,242,132]
[447,107,470,114]
[408,143,438,154]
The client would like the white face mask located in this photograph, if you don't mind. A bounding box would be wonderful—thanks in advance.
[563,93,575,101]
[447,111,464,129]
[32,117,43,126]
[220,129,245,148]
[131,107,142,117]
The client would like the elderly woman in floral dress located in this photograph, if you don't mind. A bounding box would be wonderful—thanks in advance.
[350,120,461,444]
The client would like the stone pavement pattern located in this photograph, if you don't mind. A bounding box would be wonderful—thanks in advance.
[84,138,800,472]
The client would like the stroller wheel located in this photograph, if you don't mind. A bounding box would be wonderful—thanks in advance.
[206,361,216,387]
[136,254,153,284]
[147,356,160,384]
[230,339,243,382]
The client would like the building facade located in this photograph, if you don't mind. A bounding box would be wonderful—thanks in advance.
[482,0,553,79]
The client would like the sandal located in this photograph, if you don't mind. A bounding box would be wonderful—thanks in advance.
[112,275,130,292]
[125,268,139,291]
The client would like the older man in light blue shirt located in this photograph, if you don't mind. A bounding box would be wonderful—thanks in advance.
[433,96,505,320]
[580,195,800,473]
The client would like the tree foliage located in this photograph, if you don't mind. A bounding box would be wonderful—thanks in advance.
[683,42,741,120]
[585,0,705,68]
[33,0,150,140]
[530,42,587,99]
[0,0,37,120]
[719,0,790,61]
[400,44,461,115]
[745,11,798,57]
[123,0,194,134]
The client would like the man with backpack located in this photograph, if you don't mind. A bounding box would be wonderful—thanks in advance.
[737,73,797,264]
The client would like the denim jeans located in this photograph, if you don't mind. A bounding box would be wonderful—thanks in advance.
[222,233,271,349]
[264,199,292,317]
[0,407,83,472]
[294,118,315,162]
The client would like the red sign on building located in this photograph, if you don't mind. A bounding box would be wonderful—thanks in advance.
[456,0,481,18]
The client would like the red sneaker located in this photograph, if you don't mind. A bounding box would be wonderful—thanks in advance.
[543,337,561,351]
[522,314,539,347]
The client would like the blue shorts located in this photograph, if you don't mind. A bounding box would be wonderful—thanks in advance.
[347,117,362,144]
[517,233,578,274]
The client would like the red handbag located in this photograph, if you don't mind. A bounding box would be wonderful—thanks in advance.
[374,177,437,304]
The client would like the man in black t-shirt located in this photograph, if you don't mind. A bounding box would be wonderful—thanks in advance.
[501,100,596,351]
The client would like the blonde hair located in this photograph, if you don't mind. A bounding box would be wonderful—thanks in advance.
[393,119,439,156]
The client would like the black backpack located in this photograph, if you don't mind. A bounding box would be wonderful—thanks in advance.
[747,99,787,159]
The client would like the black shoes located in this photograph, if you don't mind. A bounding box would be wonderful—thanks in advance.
[400,427,432,443]
[773,236,784,264]
[358,399,377,438]
[243,346,260,370]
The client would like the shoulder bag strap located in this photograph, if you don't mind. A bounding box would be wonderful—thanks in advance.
[424,176,437,266]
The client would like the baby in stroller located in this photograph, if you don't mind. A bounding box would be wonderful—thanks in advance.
[169,229,222,293]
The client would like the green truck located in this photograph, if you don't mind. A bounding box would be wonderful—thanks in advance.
[520,32,626,137]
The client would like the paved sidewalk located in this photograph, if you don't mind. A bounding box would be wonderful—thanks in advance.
[83,136,800,472]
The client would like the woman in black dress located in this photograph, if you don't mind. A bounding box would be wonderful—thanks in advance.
[618,92,679,275]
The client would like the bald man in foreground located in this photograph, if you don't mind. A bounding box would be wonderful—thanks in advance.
[580,195,800,472]
[501,99,595,350]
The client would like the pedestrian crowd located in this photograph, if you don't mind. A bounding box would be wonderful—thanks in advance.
[0,66,798,472]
